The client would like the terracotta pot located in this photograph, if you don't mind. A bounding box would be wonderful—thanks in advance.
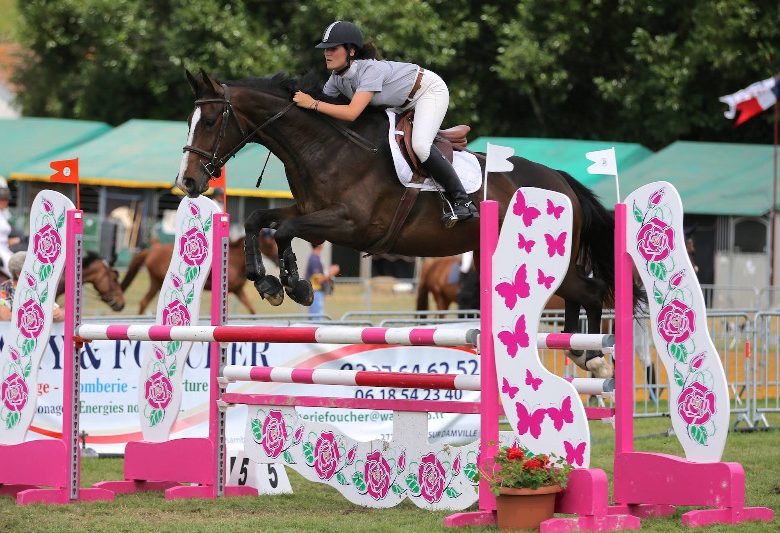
[496,485,562,531]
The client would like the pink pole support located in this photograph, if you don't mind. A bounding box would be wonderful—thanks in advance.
[210,212,255,498]
[613,203,633,455]
[479,200,499,514]
[61,210,112,504]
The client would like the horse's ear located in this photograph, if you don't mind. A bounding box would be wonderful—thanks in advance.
[185,69,200,96]
[199,68,219,95]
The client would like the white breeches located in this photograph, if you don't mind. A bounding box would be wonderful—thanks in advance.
[408,71,450,162]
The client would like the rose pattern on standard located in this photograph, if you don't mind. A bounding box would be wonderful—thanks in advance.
[0,193,70,435]
[628,183,728,458]
[139,198,216,431]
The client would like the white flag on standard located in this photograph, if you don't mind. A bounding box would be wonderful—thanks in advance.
[485,143,515,173]
[585,147,617,176]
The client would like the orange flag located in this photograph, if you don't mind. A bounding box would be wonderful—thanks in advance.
[210,166,226,189]
[50,158,80,184]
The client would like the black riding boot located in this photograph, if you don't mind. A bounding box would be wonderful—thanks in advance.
[422,145,479,228]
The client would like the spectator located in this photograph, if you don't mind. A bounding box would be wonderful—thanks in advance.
[212,187,225,212]
[0,177,15,277]
[305,243,339,316]
[0,252,64,322]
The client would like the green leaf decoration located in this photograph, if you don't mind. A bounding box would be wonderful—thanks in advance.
[185,289,194,305]
[149,408,164,427]
[670,343,688,363]
[251,419,263,441]
[352,472,367,493]
[283,450,294,464]
[632,201,643,223]
[303,441,315,465]
[690,424,708,445]
[391,483,405,495]
[653,285,664,305]
[23,361,32,378]
[168,363,177,378]
[7,411,20,429]
[674,368,685,387]
[166,341,181,356]
[445,487,461,498]
[649,261,667,281]
[463,463,478,482]
[336,472,349,486]
[57,212,65,229]
[405,473,421,496]
[204,218,212,232]
[40,288,48,304]
[22,339,35,357]
[185,265,199,283]
[39,264,53,282]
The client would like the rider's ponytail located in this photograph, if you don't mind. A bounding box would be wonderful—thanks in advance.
[356,41,379,60]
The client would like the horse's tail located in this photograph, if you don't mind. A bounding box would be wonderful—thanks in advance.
[120,248,149,291]
[415,261,432,311]
[559,171,646,311]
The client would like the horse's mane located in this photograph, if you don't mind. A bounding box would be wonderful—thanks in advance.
[225,71,386,113]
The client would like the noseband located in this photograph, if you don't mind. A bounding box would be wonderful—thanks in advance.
[182,83,295,179]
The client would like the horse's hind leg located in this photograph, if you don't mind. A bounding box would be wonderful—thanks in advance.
[233,286,256,314]
[138,278,162,315]
[556,266,613,378]
[244,206,299,305]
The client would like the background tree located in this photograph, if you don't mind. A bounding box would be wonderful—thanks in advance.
[11,0,780,149]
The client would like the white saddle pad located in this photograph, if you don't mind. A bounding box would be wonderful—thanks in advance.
[386,110,482,194]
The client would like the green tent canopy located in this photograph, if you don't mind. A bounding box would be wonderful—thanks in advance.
[467,137,652,192]
[0,117,111,177]
[591,141,780,215]
[10,119,292,198]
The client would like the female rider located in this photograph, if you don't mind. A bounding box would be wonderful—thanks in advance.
[292,21,478,227]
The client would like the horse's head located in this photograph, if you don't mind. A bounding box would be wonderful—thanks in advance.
[177,69,303,197]
[83,252,125,311]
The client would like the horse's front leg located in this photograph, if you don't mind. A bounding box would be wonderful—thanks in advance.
[244,206,299,305]
[274,205,354,306]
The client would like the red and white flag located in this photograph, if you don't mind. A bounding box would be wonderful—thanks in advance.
[719,76,780,126]
[50,158,79,184]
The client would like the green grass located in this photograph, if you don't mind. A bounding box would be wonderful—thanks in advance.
[1,417,777,532]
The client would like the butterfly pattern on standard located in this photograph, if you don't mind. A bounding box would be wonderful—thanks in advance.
[492,188,591,467]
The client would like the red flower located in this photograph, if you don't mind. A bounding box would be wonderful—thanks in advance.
[507,447,525,461]
[523,458,543,470]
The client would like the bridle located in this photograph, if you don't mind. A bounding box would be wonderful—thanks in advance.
[182,83,295,179]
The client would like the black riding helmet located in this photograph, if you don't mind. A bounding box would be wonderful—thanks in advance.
[315,21,363,50]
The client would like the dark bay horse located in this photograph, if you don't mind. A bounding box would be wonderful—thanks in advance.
[176,70,641,375]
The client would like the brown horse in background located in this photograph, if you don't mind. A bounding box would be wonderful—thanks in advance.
[415,256,462,311]
[121,235,278,314]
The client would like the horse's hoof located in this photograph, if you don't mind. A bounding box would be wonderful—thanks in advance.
[564,349,588,371]
[285,279,314,306]
[255,275,284,306]
[586,353,614,379]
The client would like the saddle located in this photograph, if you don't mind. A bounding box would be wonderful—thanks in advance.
[394,110,470,184]
[365,112,471,255]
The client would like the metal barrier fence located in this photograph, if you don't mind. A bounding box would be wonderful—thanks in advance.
[82,308,778,429]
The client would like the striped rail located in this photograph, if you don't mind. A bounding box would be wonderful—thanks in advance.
[76,324,614,351]
[221,365,615,395]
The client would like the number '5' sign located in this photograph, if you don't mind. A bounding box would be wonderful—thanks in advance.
[227,452,293,494]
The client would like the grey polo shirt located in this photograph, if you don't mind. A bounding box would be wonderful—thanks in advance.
[322,59,420,108]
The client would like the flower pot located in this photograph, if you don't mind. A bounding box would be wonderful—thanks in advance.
[496,485,562,531]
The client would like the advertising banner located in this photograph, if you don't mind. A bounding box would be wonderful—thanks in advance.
[14,321,481,455]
